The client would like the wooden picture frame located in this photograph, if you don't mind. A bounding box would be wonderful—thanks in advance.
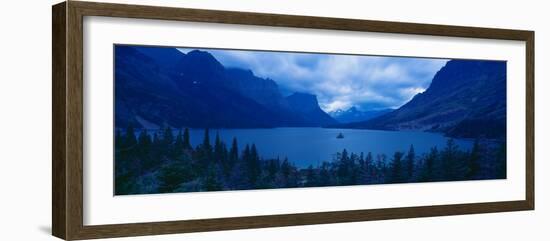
[52,1,534,240]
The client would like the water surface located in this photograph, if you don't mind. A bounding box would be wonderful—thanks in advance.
[178,127,473,167]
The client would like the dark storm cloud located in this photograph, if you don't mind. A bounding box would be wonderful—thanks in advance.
[179,48,447,112]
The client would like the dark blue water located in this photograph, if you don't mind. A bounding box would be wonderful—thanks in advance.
[163,128,473,168]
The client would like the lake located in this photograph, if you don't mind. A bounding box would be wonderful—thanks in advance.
[173,127,474,168]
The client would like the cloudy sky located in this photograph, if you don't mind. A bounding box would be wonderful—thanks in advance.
[178,48,448,112]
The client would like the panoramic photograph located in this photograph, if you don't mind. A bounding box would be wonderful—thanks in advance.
[114,45,507,195]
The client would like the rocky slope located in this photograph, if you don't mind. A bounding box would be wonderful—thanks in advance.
[337,59,507,139]
[115,46,337,129]
[285,93,338,126]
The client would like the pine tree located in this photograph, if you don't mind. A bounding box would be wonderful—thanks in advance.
[248,144,261,186]
[280,157,292,187]
[318,162,331,186]
[214,131,223,163]
[145,132,160,162]
[349,152,359,185]
[375,154,387,183]
[467,139,481,179]
[337,149,351,185]
[305,165,318,187]
[279,158,299,188]
[495,142,506,179]
[119,125,138,165]
[124,125,137,148]
[441,139,466,180]
[162,126,174,146]
[137,129,153,170]
[266,158,280,185]
[197,128,213,170]
[365,151,376,183]
[201,128,212,159]
[227,144,249,190]
[114,129,125,174]
[442,139,456,180]
[221,142,229,168]
[173,129,185,158]
[222,137,239,178]
[202,128,211,150]
[420,147,438,182]
[183,128,191,149]
[115,129,123,149]
[240,144,252,187]
[358,152,367,184]
[114,126,139,194]
[405,144,415,181]
[157,162,193,193]
[230,137,239,165]
[204,164,222,191]
[390,151,404,183]
[242,144,251,161]
[250,144,259,161]
[159,126,174,160]
[341,149,349,162]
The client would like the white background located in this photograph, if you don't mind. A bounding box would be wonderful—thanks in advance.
[0,0,547,240]
[84,16,525,225]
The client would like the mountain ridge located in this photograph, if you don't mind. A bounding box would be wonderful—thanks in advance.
[329,107,393,123]
[286,93,338,126]
[115,46,338,129]
[333,59,506,139]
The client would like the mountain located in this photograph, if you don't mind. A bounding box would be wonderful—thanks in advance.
[336,60,506,139]
[115,46,336,129]
[285,93,338,126]
[329,107,393,123]
[134,46,185,68]
[115,47,284,129]
[223,68,288,109]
